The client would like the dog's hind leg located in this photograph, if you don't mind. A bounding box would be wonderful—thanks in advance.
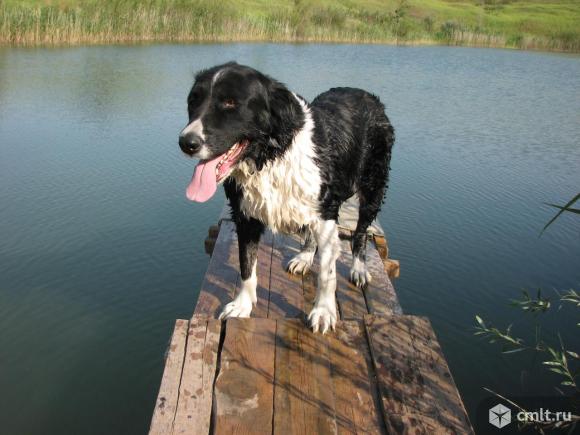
[350,200,375,288]
[286,227,317,275]
[350,121,394,288]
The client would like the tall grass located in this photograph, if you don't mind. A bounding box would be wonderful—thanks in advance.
[0,0,579,52]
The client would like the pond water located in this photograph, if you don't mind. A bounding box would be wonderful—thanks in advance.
[0,43,579,434]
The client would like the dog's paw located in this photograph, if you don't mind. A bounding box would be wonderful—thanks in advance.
[218,294,253,320]
[350,258,372,288]
[307,303,337,334]
[286,251,315,275]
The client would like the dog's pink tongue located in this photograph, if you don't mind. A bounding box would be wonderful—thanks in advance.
[186,157,220,202]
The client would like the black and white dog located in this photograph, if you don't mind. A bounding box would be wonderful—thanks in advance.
[179,62,394,333]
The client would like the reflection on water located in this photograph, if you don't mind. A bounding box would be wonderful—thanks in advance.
[0,44,579,434]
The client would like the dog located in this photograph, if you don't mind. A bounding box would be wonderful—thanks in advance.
[179,62,394,333]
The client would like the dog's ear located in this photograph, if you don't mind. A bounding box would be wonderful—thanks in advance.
[263,80,304,148]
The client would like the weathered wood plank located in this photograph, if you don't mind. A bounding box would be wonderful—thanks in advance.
[194,220,239,317]
[268,233,305,318]
[256,231,274,318]
[173,317,221,435]
[327,321,386,435]
[274,319,337,435]
[213,318,276,435]
[338,195,384,236]
[405,318,473,432]
[149,319,188,435]
[336,237,369,320]
[218,203,232,224]
[364,315,473,435]
[302,257,318,317]
[373,235,389,260]
[363,244,402,315]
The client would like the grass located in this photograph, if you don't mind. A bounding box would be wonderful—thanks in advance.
[0,0,579,51]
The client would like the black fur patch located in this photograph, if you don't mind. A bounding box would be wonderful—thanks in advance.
[183,62,394,273]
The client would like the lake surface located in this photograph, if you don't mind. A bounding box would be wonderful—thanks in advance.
[0,43,579,434]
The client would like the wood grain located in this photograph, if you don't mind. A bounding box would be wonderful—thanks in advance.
[149,319,188,435]
[327,321,386,435]
[362,244,402,315]
[268,233,305,318]
[173,317,221,435]
[194,221,240,317]
[213,318,276,434]
[273,319,337,435]
[364,315,473,434]
[335,237,369,320]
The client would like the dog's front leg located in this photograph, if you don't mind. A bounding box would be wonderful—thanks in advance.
[219,216,264,319]
[308,220,340,333]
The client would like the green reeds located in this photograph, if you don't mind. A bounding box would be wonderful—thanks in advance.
[0,1,578,52]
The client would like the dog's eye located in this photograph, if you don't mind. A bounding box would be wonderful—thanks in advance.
[222,99,236,109]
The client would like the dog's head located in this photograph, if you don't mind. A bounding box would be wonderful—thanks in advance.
[179,62,304,202]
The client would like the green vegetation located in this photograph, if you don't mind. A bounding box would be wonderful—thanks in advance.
[475,195,580,432]
[1,0,579,51]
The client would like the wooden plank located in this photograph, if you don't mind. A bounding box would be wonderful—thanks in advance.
[327,321,385,435]
[274,319,337,434]
[302,256,318,316]
[173,317,221,435]
[218,203,232,223]
[194,220,239,317]
[256,231,273,318]
[373,235,389,260]
[363,246,402,315]
[364,315,473,434]
[335,237,369,320]
[213,318,276,434]
[268,233,305,318]
[338,195,384,236]
[383,259,400,279]
[405,318,473,432]
[149,319,188,435]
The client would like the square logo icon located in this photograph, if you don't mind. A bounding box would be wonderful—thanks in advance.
[489,404,512,429]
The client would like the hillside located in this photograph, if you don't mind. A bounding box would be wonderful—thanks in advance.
[1,0,579,51]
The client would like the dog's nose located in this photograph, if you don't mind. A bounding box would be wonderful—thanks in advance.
[179,132,203,156]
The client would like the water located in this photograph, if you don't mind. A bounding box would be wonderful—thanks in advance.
[1,44,579,434]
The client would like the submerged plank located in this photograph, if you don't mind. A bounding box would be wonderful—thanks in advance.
[213,318,276,434]
[327,321,385,435]
[268,233,305,318]
[194,220,239,317]
[149,319,188,435]
[364,315,473,434]
[274,319,337,435]
[173,317,221,435]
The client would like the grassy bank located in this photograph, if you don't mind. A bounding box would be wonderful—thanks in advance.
[1,0,579,52]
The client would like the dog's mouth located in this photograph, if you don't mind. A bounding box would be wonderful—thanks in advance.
[186,140,248,202]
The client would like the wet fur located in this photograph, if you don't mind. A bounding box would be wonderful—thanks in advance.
[182,62,394,331]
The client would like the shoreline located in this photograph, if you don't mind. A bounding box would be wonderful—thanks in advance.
[1,38,579,55]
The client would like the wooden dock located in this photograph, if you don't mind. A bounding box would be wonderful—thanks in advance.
[149,199,473,434]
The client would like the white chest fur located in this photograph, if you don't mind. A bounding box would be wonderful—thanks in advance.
[232,100,321,234]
